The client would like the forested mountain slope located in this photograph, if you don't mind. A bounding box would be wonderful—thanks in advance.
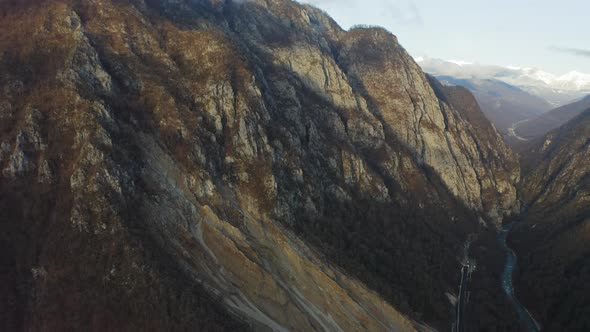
[0,0,520,330]
[513,108,590,331]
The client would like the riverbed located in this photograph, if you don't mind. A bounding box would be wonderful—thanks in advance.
[498,222,541,332]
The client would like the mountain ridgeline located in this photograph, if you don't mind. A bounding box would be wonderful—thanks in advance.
[1,0,586,331]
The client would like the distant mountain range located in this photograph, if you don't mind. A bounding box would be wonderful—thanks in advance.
[514,95,590,140]
[435,75,553,135]
[416,57,590,107]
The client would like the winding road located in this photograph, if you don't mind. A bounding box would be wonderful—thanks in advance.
[498,222,542,332]
[507,119,530,142]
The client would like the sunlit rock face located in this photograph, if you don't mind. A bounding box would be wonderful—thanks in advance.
[0,0,519,331]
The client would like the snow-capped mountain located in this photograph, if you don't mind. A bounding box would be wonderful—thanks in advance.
[552,71,590,90]
[416,57,590,106]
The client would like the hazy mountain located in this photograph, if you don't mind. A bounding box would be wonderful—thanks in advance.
[514,94,590,140]
[514,108,590,330]
[436,76,553,135]
[417,57,590,107]
[0,0,521,331]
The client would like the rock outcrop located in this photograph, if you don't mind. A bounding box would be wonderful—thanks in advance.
[0,0,520,330]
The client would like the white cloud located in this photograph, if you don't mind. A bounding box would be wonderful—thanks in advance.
[301,0,423,28]
[448,59,474,66]
[417,57,590,105]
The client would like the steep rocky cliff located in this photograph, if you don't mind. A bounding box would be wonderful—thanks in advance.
[0,0,520,330]
[512,108,590,330]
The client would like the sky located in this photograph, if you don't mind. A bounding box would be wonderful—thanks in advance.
[301,0,590,74]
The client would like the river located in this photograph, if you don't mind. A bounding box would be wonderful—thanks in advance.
[498,222,541,332]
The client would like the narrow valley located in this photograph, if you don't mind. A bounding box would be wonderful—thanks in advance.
[0,0,588,331]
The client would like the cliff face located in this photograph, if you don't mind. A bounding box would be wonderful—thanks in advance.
[426,80,521,219]
[513,108,590,330]
[336,30,520,222]
[0,0,519,330]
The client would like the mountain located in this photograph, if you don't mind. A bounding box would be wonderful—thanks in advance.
[436,76,553,135]
[513,94,590,140]
[0,0,522,331]
[512,108,590,330]
[417,57,590,107]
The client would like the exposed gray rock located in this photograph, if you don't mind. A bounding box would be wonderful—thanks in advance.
[37,158,53,184]
[3,147,31,178]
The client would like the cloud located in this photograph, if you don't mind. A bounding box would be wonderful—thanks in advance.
[386,1,423,26]
[550,46,590,58]
[302,0,423,27]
